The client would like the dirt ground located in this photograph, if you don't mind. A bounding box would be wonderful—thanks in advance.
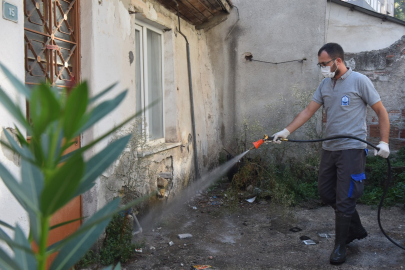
[127,185,405,270]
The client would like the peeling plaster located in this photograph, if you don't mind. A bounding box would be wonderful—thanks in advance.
[98,1,116,35]
[118,0,131,39]
[146,2,158,21]
[0,128,20,167]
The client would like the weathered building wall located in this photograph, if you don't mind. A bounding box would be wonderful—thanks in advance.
[327,2,405,53]
[205,0,328,153]
[80,0,221,217]
[345,36,405,150]
[0,0,29,245]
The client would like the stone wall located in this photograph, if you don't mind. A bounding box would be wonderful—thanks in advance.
[346,36,405,151]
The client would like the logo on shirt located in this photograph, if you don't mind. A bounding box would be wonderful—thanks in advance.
[341,95,349,106]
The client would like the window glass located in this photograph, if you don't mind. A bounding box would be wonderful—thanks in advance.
[147,29,163,140]
[135,29,143,134]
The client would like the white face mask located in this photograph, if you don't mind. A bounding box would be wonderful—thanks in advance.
[321,61,338,78]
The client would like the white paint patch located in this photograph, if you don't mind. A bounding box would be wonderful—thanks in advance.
[146,2,158,21]
[98,1,116,35]
[118,1,131,39]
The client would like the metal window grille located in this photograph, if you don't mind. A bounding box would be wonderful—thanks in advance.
[24,0,80,88]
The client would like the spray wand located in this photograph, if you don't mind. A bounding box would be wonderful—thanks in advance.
[247,133,405,251]
[249,134,285,150]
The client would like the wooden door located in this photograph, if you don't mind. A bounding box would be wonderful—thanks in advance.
[24,0,82,267]
[46,139,82,268]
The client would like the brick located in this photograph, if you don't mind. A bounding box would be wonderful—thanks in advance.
[402,109,405,118]
[390,127,400,138]
[389,110,401,121]
[369,125,380,137]
[386,55,395,58]
[390,139,405,151]
[400,129,405,139]
[322,111,327,123]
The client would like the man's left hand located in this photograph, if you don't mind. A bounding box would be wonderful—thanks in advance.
[374,141,390,158]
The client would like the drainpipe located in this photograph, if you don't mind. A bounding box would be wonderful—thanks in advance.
[173,0,200,180]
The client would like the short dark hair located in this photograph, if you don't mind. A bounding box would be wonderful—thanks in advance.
[318,43,344,61]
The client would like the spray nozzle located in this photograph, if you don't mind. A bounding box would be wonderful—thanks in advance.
[249,134,276,150]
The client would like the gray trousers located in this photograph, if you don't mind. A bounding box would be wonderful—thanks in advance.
[318,149,366,214]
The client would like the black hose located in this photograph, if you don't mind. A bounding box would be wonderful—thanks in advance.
[281,136,405,250]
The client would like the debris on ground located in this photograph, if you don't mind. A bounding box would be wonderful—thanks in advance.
[303,239,317,245]
[246,196,256,203]
[178,233,193,239]
[289,227,302,232]
[192,265,212,269]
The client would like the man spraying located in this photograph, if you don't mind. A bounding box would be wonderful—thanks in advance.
[272,43,390,265]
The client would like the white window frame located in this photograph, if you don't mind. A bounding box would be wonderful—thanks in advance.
[135,21,165,145]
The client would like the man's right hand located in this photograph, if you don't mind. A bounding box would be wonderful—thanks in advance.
[272,128,290,144]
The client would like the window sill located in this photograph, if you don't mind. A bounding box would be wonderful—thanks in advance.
[136,142,182,157]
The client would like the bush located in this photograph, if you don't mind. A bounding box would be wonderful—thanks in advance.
[99,213,138,265]
[228,154,320,207]
[226,146,405,208]
[359,147,405,206]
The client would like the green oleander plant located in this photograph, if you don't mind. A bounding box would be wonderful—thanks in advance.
[0,63,151,270]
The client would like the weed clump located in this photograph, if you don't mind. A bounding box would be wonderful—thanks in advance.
[360,147,405,207]
[99,213,140,265]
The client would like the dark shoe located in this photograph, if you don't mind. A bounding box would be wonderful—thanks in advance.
[346,209,367,244]
[330,212,352,265]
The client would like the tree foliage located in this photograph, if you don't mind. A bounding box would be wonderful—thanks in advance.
[395,0,405,21]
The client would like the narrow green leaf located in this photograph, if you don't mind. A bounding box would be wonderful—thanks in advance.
[101,266,113,270]
[59,108,143,164]
[20,159,43,243]
[2,128,33,160]
[13,225,36,270]
[47,193,152,254]
[0,163,39,214]
[30,84,61,137]
[0,87,31,131]
[114,263,121,270]
[13,125,29,148]
[41,154,84,216]
[27,209,41,244]
[0,220,14,230]
[63,82,88,139]
[73,135,131,197]
[50,216,86,231]
[0,62,31,99]
[0,227,34,254]
[29,137,45,169]
[49,199,120,270]
[88,82,118,104]
[21,156,43,200]
[0,226,13,244]
[76,91,127,136]
[0,248,22,270]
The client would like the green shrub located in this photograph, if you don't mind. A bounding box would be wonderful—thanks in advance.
[99,213,138,265]
[359,147,405,206]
